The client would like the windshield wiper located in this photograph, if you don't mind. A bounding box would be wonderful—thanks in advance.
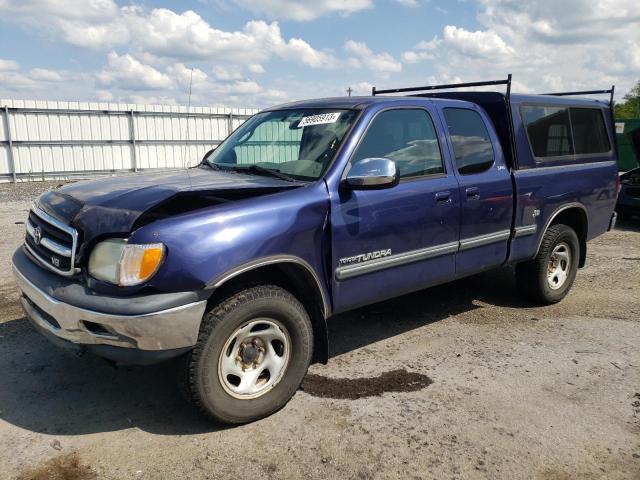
[241,165,296,182]
[192,160,220,170]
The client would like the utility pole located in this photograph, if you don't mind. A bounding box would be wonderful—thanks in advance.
[346,87,353,96]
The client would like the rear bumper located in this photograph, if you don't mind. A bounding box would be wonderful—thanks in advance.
[12,247,208,364]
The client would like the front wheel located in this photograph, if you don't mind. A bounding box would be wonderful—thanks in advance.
[516,224,580,305]
[181,285,313,424]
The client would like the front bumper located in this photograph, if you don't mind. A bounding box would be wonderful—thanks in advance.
[12,248,208,363]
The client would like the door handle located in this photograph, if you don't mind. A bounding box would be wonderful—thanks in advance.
[465,187,480,200]
[435,191,452,204]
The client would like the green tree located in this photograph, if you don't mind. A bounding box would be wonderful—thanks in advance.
[615,80,640,119]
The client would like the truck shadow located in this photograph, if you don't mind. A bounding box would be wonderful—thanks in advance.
[327,266,527,357]
[0,267,526,436]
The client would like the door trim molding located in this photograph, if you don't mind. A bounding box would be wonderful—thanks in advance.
[335,241,459,281]
[513,224,537,238]
[458,229,511,251]
[335,229,512,281]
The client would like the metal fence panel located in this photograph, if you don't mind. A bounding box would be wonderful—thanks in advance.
[0,99,258,182]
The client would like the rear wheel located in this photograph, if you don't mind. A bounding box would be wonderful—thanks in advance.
[516,224,580,305]
[181,285,313,424]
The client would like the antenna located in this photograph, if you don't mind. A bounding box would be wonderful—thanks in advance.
[182,67,194,190]
[182,67,194,170]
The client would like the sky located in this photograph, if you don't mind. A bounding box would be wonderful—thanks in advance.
[0,0,638,108]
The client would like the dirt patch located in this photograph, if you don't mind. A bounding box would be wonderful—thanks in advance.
[301,369,433,400]
[0,284,22,321]
[15,453,95,480]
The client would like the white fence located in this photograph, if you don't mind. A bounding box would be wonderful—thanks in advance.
[0,99,259,182]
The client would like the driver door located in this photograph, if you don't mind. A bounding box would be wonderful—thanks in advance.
[330,107,461,313]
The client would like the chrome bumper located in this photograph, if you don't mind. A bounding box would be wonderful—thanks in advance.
[12,263,207,351]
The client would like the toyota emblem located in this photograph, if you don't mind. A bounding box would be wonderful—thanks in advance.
[33,226,42,245]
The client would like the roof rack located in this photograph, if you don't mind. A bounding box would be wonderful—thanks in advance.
[372,74,518,168]
[540,87,615,106]
[372,74,513,99]
[370,76,618,167]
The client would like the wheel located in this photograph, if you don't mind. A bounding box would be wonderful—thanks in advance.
[516,224,580,305]
[181,285,313,424]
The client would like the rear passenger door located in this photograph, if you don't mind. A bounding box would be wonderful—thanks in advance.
[440,106,513,277]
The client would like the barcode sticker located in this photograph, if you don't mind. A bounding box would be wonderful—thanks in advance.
[298,112,341,127]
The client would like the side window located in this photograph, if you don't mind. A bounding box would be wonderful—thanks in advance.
[570,108,610,154]
[521,106,574,158]
[443,108,495,175]
[351,109,444,178]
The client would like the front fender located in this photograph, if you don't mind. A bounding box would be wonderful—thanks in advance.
[129,182,331,299]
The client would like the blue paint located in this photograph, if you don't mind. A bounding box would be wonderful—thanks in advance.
[25,93,618,319]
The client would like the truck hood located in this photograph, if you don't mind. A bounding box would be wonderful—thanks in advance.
[35,168,304,253]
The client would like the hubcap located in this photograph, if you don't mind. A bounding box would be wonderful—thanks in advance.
[547,242,571,290]
[218,319,290,399]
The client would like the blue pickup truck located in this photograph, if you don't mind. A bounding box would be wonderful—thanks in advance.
[11,77,619,424]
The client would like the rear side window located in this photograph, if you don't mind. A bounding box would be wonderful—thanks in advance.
[443,108,495,175]
[521,105,611,160]
[351,109,444,179]
[570,108,610,154]
[521,106,573,157]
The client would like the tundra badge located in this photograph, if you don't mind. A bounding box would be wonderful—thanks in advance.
[339,249,392,266]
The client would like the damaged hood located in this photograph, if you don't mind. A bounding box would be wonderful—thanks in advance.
[36,168,304,248]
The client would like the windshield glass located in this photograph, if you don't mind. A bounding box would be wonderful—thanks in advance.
[204,108,359,180]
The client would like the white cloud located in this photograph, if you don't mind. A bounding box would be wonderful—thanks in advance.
[345,40,402,74]
[230,0,373,21]
[441,25,514,58]
[0,0,119,21]
[0,62,70,93]
[0,0,129,49]
[0,58,20,71]
[96,52,173,90]
[0,71,38,91]
[95,89,114,101]
[402,0,640,96]
[402,36,439,63]
[212,66,244,81]
[350,81,374,95]
[0,3,339,70]
[394,0,419,6]
[247,64,265,74]
[28,68,64,82]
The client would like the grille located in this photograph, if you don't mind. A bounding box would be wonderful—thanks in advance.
[24,204,79,276]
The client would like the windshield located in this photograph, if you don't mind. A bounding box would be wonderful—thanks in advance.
[204,108,359,180]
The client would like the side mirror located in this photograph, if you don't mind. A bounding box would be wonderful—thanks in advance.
[345,158,400,189]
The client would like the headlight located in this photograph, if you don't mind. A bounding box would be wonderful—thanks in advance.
[88,239,165,286]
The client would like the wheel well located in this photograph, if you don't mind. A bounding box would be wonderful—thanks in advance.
[206,263,329,364]
[548,207,588,267]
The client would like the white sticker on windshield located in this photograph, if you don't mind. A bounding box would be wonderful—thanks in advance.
[297,112,341,127]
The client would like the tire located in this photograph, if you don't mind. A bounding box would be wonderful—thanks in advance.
[181,285,313,425]
[516,224,580,305]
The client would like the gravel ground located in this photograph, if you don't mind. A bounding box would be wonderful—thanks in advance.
[0,182,639,480]
[0,181,72,203]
